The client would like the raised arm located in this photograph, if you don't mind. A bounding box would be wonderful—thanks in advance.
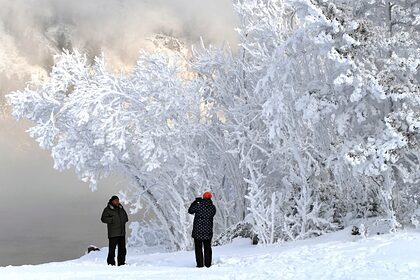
[122,206,129,223]
[188,198,200,214]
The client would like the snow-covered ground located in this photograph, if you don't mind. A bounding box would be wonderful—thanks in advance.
[1,229,420,280]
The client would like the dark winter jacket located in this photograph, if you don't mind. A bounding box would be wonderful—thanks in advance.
[188,198,216,240]
[101,203,129,238]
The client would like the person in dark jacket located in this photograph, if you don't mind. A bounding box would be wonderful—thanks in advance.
[101,195,129,266]
[188,191,216,268]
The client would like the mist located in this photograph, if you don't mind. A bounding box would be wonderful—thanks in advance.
[0,0,238,94]
[0,0,237,266]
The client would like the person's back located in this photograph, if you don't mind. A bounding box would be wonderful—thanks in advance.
[189,198,216,240]
[188,192,216,267]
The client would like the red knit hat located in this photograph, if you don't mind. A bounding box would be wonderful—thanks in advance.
[203,192,212,199]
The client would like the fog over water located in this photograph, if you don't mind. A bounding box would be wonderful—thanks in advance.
[0,0,237,266]
[0,119,126,265]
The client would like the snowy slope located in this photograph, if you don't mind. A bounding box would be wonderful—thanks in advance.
[1,229,420,280]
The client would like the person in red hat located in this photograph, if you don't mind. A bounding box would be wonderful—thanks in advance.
[188,191,216,268]
[203,192,212,200]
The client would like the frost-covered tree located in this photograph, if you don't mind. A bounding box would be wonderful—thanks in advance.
[7,0,420,249]
[319,0,420,228]
[8,45,206,250]
[194,0,360,242]
[194,0,419,241]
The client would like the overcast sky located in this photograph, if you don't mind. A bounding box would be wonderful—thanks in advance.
[0,0,237,266]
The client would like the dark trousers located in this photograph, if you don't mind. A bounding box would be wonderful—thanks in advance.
[194,239,212,267]
[107,236,126,266]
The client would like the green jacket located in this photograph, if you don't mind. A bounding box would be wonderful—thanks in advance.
[101,203,129,238]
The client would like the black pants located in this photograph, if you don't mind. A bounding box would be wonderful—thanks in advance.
[194,239,212,267]
[107,236,126,266]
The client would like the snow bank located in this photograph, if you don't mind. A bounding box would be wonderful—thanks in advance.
[1,229,420,280]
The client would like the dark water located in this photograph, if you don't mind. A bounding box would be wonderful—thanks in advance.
[0,172,125,266]
[0,119,126,266]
